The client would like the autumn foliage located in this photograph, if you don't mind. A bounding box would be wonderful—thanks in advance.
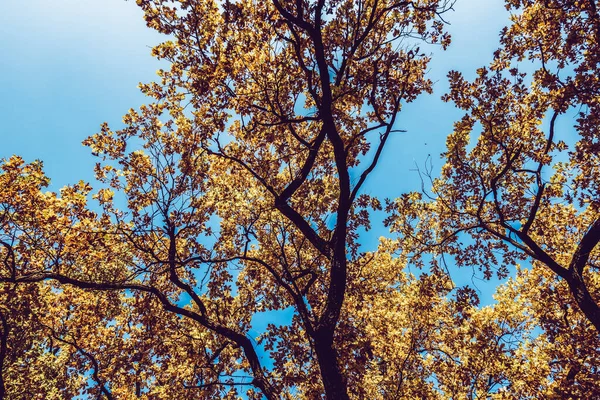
[1,0,599,399]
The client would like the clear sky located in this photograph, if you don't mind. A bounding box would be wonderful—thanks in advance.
[1,0,511,317]
[1,0,508,189]
[1,0,163,187]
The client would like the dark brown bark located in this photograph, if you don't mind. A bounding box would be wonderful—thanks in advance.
[566,269,600,332]
[313,328,350,400]
[566,217,600,332]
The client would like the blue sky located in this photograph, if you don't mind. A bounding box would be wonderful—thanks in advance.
[1,0,512,340]
[1,0,508,192]
[1,0,162,185]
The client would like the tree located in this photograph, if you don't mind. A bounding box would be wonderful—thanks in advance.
[385,1,600,393]
[388,0,600,331]
[1,0,599,399]
[1,0,454,398]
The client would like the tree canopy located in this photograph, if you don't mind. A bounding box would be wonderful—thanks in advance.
[0,0,599,399]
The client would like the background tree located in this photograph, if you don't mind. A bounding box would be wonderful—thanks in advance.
[388,0,600,331]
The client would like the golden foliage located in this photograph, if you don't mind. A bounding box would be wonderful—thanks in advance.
[1,0,599,399]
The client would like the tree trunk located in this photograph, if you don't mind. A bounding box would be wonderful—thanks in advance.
[567,270,600,332]
[313,330,350,400]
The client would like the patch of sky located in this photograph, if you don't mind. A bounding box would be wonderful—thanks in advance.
[249,306,295,371]
[0,0,165,191]
[293,92,317,118]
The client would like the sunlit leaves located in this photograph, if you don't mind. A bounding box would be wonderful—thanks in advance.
[3,0,599,398]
